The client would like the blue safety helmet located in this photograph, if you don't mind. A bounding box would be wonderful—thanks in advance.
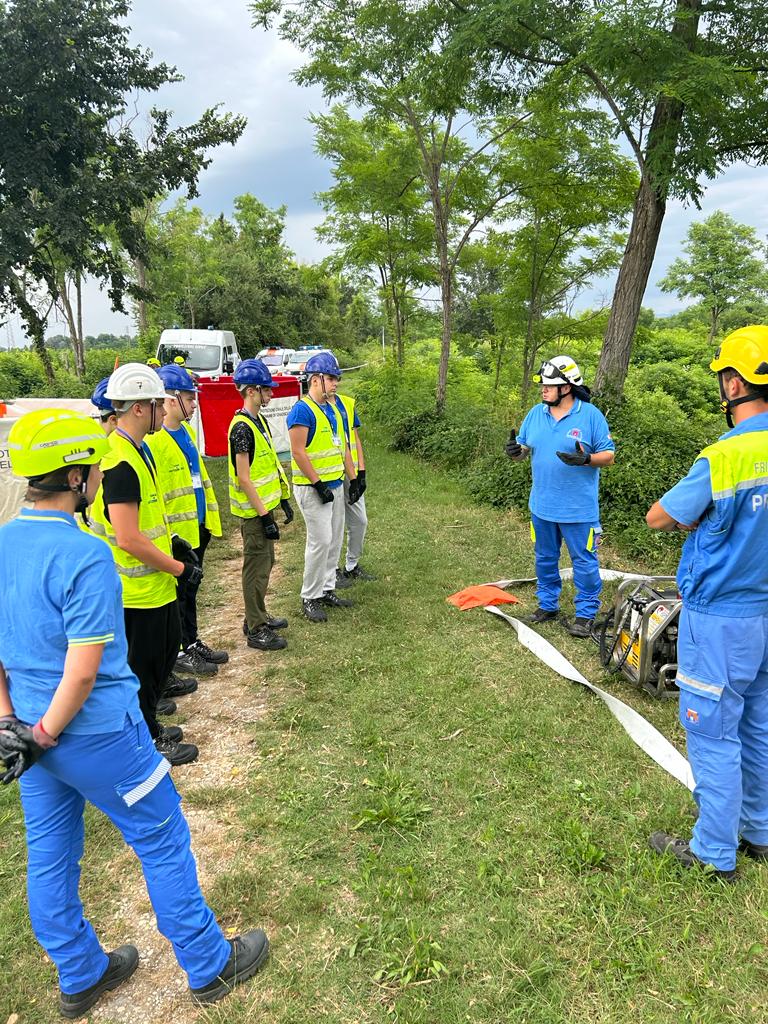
[156,364,199,393]
[233,359,275,389]
[304,352,342,378]
[91,377,114,413]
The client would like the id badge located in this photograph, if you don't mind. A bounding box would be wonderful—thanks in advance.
[332,434,342,450]
[192,471,203,489]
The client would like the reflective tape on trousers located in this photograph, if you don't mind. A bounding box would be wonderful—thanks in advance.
[485,605,695,792]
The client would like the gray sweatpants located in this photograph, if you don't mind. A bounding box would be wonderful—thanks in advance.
[342,478,368,571]
[294,484,346,600]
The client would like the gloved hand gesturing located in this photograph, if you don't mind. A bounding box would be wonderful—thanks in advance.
[261,510,280,540]
[179,561,204,586]
[312,481,334,504]
[280,498,294,524]
[356,469,367,496]
[505,429,523,459]
[556,441,592,466]
[0,717,55,784]
[348,478,362,505]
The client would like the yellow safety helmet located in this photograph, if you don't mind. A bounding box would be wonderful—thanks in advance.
[7,409,110,480]
[710,326,768,384]
[146,356,161,368]
[173,355,186,367]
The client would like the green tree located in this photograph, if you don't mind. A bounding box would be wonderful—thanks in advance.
[253,0,529,411]
[0,0,245,381]
[659,211,768,343]
[313,108,435,366]
[447,0,768,398]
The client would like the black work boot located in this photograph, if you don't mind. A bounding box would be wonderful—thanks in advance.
[302,599,328,623]
[320,590,354,609]
[246,625,288,651]
[154,735,199,766]
[189,638,229,665]
[649,831,737,881]
[739,837,768,861]
[162,672,198,698]
[157,724,184,743]
[59,944,139,1018]
[156,697,177,716]
[333,571,354,590]
[176,646,218,677]
[565,616,595,638]
[527,607,559,624]
[339,564,377,582]
[243,615,288,634]
[189,928,270,1005]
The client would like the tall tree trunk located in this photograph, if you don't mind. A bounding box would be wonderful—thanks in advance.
[594,0,700,400]
[134,257,149,335]
[436,256,453,412]
[594,177,666,399]
[75,273,85,378]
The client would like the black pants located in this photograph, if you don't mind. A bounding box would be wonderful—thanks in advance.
[124,600,182,740]
[177,525,211,650]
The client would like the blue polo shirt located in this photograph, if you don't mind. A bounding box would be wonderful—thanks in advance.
[660,413,768,615]
[518,400,615,522]
[0,509,142,733]
[287,398,344,489]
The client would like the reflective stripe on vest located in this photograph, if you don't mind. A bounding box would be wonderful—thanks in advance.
[88,433,176,609]
[146,422,222,545]
[336,393,359,470]
[228,412,285,518]
[291,397,345,485]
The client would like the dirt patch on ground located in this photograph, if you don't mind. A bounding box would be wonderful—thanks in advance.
[92,555,282,1024]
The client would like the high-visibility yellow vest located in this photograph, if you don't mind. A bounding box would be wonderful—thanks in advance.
[290,397,345,486]
[228,411,289,518]
[147,422,222,546]
[89,432,176,609]
[335,393,360,471]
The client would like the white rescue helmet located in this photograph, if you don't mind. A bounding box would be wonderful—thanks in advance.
[533,355,584,388]
[106,363,168,403]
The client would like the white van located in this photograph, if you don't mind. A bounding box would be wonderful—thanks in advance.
[256,346,296,372]
[156,328,241,379]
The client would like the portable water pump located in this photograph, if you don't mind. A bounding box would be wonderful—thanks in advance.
[595,577,682,698]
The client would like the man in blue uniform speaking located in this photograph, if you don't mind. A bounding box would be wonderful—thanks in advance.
[646,326,768,881]
[505,355,615,637]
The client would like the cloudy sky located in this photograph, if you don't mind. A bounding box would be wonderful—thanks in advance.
[25,0,768,341]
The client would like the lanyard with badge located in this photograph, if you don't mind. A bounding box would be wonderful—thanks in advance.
[116,427,157,478]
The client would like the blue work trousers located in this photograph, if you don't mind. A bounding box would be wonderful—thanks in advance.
[530,513,602,619]
[677,607,768,871]
[18,716,231,995]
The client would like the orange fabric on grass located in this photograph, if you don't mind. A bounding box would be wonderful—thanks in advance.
[446,585,520,610]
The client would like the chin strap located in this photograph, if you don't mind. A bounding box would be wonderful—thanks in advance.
[718,373,762,428]
[543,385,568,407]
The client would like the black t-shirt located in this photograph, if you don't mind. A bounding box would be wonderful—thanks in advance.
[229,411,272,468]
[103,461,141,506]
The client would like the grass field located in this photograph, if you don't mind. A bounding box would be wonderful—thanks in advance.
[2,430,767,1023]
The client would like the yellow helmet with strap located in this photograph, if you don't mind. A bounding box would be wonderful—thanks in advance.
[8,409,109,480]
[711,326,768,385]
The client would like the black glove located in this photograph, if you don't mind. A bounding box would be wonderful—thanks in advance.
[0,718,50,784]
[505,428,523,459]
[348,478,362,505]
[261,511,280,540]
[280,498,294,524]
[356,469,367,496]
[556,441,592,466]
[172,535,199,565]
[312,480,334,504]
[179,561,204,586]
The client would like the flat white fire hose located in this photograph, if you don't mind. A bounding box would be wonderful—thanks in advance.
[483,578,695,792]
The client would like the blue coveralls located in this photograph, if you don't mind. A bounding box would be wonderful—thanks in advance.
[518,399,615,619]
[660,413,768,871]
[0,510,231,994]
